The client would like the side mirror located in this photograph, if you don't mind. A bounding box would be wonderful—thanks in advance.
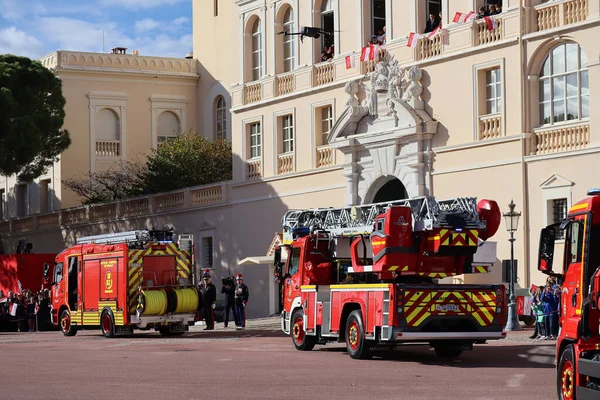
[590,266,600,310]
[274,247,281,266]
[537,226,557,274]
[43,263,50,277]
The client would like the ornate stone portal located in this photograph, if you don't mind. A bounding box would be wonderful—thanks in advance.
[329,56,438,206]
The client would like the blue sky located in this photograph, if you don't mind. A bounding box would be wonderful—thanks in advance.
[0,0,193,59]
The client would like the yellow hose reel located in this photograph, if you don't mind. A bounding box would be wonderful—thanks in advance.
[173,287,199,314]
[137,289,168,316]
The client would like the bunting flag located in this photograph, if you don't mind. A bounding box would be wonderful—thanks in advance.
[360,46,371,62]
[427,25,441,39]
[453,11,475,23]
[345,54,356,69]
[484,15,497,31]
[9,302,17,316]
[406,32,422,48]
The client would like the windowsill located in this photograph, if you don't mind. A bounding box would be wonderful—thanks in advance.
[533,118,590,132]
[246,157,261,162]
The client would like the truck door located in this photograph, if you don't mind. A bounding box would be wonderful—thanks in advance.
[561,217,586,340]
[51,262,65,316]
[283,247,302,314]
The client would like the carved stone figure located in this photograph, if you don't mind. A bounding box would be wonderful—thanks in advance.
[387,59,404,100]
[403,66,423,102]
[344,80,360,107]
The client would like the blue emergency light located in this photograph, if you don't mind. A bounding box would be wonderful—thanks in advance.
[291,227,311,239]
[587,188,600,196]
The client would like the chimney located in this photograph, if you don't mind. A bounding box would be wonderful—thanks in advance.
[132,50,139,56]
[185,52,193,59]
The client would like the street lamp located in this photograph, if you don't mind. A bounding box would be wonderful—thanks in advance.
[504,199,522,331]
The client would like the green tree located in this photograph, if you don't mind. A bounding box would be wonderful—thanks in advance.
[0,54,71,181]
[143,129,232,193]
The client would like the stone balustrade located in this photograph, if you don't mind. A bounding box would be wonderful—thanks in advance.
[534,0,589,32]
[418,34,442,60]
[316,146,334,168]
[533,123,590,155]
[277,153,294,175]
[95,140,121,157]
[313,62,335,87]
[244,82,262,105]
[276,72,295,96]
[476,17,503,46]
[0,182,229,236]
[246,159,262,180]
[478,114,503,140]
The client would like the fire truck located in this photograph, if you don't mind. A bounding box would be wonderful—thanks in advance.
[537,188,600,399]
[48,229,199,338]
[274,195,508,359]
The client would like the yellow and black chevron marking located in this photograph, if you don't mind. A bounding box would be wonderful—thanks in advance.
[99,301,125,326]
[403,290,497,327]
[473,265,489,274]
[128,265,143,313]
[417,272,454,279]
[439,229,479,247]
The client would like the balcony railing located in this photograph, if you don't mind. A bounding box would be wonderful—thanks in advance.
[244,82,262,105]
[316,146,334,168]
[477,18,503,46]
[276,72,295,97]
[95,141,121,157]
[0,181,229,236]
[247,159,262,180]
[313,62,334,87]
[418,35,442,60]
[277,153,294,175]
[478,114,503,140]
[534,0,589,32]
[533,123,590,155]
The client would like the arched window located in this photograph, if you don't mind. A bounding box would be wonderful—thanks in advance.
[321,0,334,50]
[96,108,120,157]
[215,96,227,140]
[282,6,295,72]
[158,111,180,144]
[539,42,589,125]
[251,18,262,81]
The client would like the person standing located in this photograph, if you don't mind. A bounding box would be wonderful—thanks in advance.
[199,271,217,330]
[221,277,235,328]
[234,274,249,330]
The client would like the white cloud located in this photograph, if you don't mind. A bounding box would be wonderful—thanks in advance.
[99,0,189,10]
[0,27,46,58]
[173,17,189,25]
[135,18,160,33]
[1,0,46,21]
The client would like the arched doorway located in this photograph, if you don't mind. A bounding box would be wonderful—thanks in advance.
[372,178,408,203]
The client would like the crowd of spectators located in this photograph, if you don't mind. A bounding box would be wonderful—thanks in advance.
[529,276,561,340]
[0,288,52,332]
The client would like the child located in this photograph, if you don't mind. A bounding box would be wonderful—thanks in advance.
[531,292,545,339]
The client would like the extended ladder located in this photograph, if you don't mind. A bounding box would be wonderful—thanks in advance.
[282,196,484,243]
[76,230,152,245]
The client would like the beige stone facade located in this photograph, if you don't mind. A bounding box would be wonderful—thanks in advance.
[1,0,600,318]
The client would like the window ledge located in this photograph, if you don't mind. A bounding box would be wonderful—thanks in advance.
[533,118,590,133]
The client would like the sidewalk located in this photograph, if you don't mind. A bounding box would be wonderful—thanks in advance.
[189,316,281,332]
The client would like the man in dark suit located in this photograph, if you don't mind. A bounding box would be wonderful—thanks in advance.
[424,13,440,33]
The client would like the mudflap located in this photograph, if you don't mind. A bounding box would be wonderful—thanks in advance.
[169,323,189,333]
[115,325,134,336]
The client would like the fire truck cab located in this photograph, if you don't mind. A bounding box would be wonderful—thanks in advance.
[537,189,600,399]
[49,229,199,338]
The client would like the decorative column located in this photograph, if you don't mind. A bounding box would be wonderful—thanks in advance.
[385,0,393,41]
[89,105,96,173]
[239,14,246,83]
[261,5,268,79]
[120,105,127,163]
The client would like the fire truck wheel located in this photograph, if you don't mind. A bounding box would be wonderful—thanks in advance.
[345,310,373,360]
[291,309,316,351]
[557,345,575,400]
[433,343,462,358]
[60,309,77,337]
[101,310,116,338]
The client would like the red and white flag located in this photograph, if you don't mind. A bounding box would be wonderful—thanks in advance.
[427,25,441,39]
[9,302,17,316]
[484,16,497,31]
[453,11,475,23]
[345,55,356,69]
[406,32,422,48]
[369,43,376,60]
[360,46,371,62]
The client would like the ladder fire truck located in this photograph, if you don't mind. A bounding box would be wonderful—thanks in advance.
[274,195,508,359]
[537,189,600,399]
[47,228,199,338]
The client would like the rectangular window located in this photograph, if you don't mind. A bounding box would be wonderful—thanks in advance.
[427,0,442,18]
[281,114,294,153]
[553,198,568,240]
[40,179,51,214]
[249,122,262,159]
[371,0,386,40]
[202,237,213,269]
[320,106,333,146]
[569,221,584,264]
[16,184,28,217]
[485,68,502,115]
[0,189,5,220]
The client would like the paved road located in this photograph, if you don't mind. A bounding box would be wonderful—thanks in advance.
[0,320,556,400]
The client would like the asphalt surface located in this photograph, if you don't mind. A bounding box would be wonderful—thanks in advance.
[0,319,556,400]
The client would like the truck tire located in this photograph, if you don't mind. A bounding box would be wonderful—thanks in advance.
[345,310,373,359]
[433,344,463,358]
[101,310,116,338]
[291,309,316,351]
[60,309,77,336]
[557,345,575,400]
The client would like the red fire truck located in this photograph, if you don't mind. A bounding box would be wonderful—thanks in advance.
[537,188,600,399]
[274,195,508,359]
[48,229,199,338]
